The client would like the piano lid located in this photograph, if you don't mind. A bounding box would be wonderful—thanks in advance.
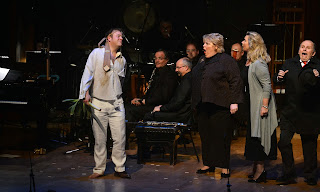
[0,67,25,83]
[0,67,10,81]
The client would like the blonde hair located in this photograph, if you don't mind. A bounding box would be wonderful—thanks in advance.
[203,33,225,53]
[246,31,271,63]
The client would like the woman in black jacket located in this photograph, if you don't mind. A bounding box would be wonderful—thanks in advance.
[192,33,243,177]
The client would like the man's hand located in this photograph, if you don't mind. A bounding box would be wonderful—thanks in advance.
[131,98,142,106]
[313,69,319,77]
[153,105,162,113]
[230,104,238,114]
[83,91,91,105]
[277,70,289,80]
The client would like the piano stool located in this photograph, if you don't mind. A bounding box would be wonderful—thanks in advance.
[134,122,199,165]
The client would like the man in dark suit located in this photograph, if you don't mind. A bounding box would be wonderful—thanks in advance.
[230,42,247,139]
[231,42,246,72]
[143,57,192,124]
[126,49,178,123]
[186,41,201,68]
[274,40,320,186]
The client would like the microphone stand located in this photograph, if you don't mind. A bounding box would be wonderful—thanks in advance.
[227,169,232,192]
[184,26,195,39]
[224,132,232,192]
[135,2,152,65]
[29,152,36,192]
[43,37,51,81]
[79,22,96,45]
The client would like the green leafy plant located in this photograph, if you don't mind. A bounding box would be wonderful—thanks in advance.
[62,99,100,119]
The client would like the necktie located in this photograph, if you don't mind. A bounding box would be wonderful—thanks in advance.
[302,61,307,67]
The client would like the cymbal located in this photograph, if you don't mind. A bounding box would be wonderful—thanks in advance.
[123,1,156,33]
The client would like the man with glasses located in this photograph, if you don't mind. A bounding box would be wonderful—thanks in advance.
[144,57,192,123]
[126,49,178,123]
[186,41,200,68]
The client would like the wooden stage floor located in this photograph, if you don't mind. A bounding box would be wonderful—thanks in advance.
[0,126,319,192]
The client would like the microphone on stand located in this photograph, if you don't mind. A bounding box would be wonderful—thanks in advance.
[184,26,195,39]
[164,29,170,38]
[124,35,130,44]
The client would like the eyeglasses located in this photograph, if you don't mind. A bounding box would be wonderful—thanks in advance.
[176,65,186,69]
[186,49,196,53]
[153,57,165,61]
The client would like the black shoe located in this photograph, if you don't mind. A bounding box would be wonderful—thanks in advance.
[276,176,297,185]
[248,171,267,183]
[305,178,317,186]
[248,174,254,178]
[221,173,230,178]
[114,171,131,179]
[196,167,215,174]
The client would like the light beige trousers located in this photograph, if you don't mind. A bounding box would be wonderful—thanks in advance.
[91,97,126,174]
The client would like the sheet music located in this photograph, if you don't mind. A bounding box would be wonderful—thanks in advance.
[0,67,10,81]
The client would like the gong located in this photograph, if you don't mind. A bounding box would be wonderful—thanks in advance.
[123,0,156,34]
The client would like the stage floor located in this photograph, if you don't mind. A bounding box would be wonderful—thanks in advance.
[0,126,319,192]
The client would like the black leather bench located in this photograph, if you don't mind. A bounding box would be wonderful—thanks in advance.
[134,121,199,165]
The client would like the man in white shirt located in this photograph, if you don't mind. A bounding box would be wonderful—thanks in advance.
[79,28,130,179]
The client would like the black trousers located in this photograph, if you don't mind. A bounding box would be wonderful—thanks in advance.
[278,116,319,179]
[245,119,277,161]
[198,103,233,169]
[125,104,155,123]
[125,104,155,149]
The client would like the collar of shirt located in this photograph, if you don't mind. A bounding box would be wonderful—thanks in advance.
[299,59,309,67]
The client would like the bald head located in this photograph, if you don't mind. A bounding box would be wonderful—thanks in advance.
[298,40,316,62]
[231,43,244,61]
[175,57,192,77]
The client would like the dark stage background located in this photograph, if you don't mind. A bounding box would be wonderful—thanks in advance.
[2,0,273,61]
[1,0,320,101]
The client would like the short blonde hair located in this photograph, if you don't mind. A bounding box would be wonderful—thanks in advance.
[246,31,271,63]
[203,33,225,53]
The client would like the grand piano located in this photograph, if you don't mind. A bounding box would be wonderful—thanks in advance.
[0,55,57,149]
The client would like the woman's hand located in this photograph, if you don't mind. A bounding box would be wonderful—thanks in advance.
[260,106,268,117]
[230,104,238,114]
